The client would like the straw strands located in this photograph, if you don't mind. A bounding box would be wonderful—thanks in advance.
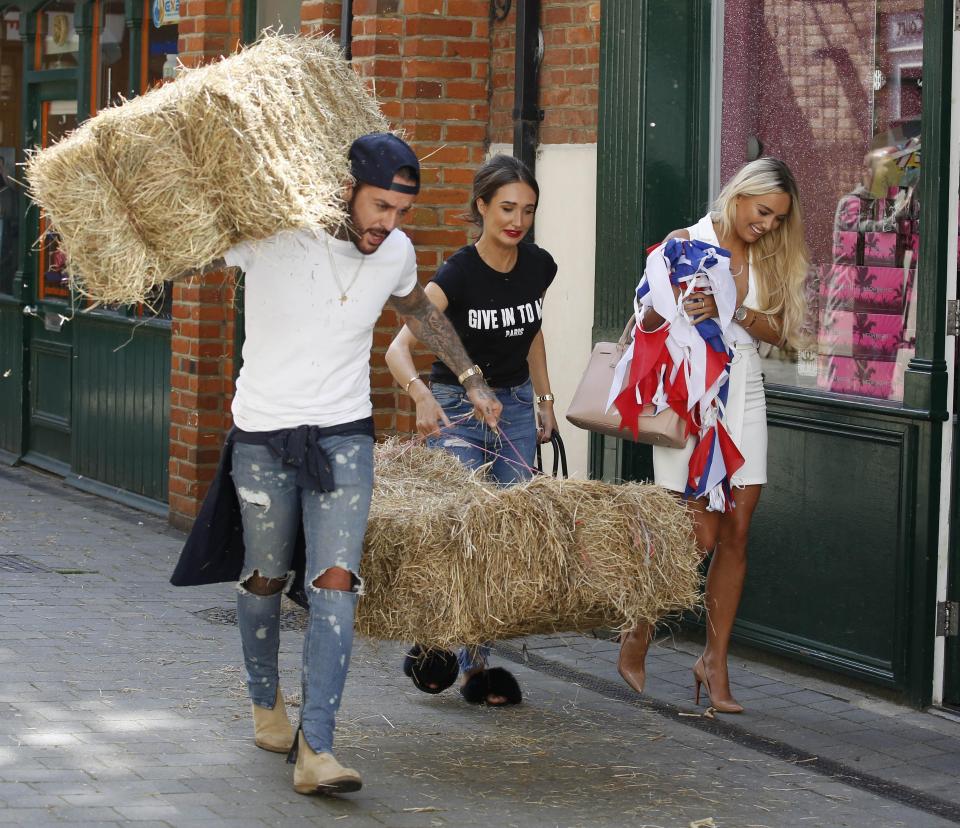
[25,34,388,306]
[356,440,701,648]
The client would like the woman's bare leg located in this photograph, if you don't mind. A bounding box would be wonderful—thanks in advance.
[699,484,762,704]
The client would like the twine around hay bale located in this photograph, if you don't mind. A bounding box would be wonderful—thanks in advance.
[25,34,389,307]
[357,439,701,649]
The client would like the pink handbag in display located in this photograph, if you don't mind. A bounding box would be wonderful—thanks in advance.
[566,320,687,448]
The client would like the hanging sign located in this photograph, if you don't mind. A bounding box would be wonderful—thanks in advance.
[152,0,180,27]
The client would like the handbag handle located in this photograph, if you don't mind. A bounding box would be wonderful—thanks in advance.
[535,431,568,478]
[616,316,637,349]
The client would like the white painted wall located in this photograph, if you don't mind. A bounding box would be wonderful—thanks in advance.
[490,142,598,478]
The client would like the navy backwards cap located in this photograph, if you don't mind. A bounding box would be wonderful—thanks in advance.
[349,133,420,195]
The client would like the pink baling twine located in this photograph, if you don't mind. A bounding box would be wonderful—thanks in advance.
[404,410,538,477]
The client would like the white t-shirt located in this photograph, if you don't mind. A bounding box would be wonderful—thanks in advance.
[224,228,418,431]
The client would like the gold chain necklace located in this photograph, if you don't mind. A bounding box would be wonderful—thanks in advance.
[324,235,365,304]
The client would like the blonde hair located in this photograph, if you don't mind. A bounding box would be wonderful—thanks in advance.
[712,158,809,348]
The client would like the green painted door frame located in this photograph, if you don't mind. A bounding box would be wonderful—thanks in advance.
[593,0,711,485]
[2,0,173,510]
[594,0,953,706]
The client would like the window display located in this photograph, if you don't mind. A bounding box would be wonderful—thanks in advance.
[720,0,923,403]
[0,9,21,297]
[96,0,130,110]
[37,0,79,70]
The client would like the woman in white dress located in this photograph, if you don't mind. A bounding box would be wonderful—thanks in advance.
[617,158,809,713]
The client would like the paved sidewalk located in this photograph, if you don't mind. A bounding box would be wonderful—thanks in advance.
[1,462,959,827]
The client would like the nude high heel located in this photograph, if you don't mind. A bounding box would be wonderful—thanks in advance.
[617,626,651,694]
[692,658,744,714]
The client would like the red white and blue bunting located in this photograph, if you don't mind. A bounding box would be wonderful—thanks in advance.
[608,238,743,512]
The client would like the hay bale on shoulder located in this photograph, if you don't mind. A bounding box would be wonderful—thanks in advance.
[25,34,388,306]
[357,440,701,649]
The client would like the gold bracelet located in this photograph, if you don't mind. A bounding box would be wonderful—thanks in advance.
[457,364,483,384]
[536,393,555,405]
[404,375,422,393]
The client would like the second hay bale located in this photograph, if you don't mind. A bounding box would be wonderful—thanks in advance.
[357,441,701,648]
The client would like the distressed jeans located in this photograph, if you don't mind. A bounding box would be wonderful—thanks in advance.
[427,379,537,673]
[231,434,374,754]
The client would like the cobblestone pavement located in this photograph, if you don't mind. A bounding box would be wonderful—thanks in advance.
[1,463,959,827]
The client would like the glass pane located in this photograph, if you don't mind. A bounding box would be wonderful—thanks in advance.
[96,0,129,110]
[147,0,179,88]
[720,0,922,404]
[0,9,23,297]
[38,100,77,302]
[37,0,79,70]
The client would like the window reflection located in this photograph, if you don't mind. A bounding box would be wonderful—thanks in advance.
[721,0,923,403]
[37,0,79,70]
[0,9,22,297]
[96,0,130,110]
[37,100,77,302]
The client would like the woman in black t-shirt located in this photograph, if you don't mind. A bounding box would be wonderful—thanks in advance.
[386,154,558,706]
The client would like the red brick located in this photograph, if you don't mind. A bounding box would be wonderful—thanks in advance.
[405,17,473,37]
[445,80,486,99]
[418,186,471,205]
[410,122,442,141]
[446,40,488,59]
[544,6,573,24]
[442,167,478,185]
[409,228,468,246]
[446,0,488,15]
[406,59,473,79]
[403,0,443,13]
[409,101,474,120]
[404,38,445,57]
[443,123,486,142]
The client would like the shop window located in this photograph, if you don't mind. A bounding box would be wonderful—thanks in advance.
[94,0,129,110]
[146,0,178,88]
[257,0,299,35]
[37,99,76,302]
[719,0,922,404]
[0,7,23,297]
[36,0,78,70]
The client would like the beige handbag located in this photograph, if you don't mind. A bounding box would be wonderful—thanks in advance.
[565,320,687,448]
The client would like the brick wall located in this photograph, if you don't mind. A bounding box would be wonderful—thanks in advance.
[351,0,491,436]
[490,0,601,146]
[301,0,343,35]
[168,279,237,529]
[178,0,244,67]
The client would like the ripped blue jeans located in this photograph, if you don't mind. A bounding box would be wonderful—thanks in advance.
[231,434,374,754]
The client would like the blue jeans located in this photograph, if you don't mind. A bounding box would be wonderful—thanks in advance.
[427,379,537,672]
[231,434,374,754]
[427,379,538,486]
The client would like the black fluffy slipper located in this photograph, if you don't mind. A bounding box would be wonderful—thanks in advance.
[403,645,459,694]
[460,667,522,706]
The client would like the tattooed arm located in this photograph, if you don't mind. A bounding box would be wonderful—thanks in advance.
[387,283,502,430]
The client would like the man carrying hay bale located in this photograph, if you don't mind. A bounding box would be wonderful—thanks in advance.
[173,133,502,796]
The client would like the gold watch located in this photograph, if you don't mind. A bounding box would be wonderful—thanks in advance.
[457,364,483,384]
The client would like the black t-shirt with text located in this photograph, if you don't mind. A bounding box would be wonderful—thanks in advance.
[429,242,557,388]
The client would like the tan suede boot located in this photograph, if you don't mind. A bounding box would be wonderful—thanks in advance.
[293,732,362,795]
[252,687,294,753]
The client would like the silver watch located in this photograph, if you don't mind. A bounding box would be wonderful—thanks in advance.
[734,305,748,322]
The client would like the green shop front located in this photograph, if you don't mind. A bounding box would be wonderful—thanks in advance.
[0,0,179,511]
[594,0,958,709]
